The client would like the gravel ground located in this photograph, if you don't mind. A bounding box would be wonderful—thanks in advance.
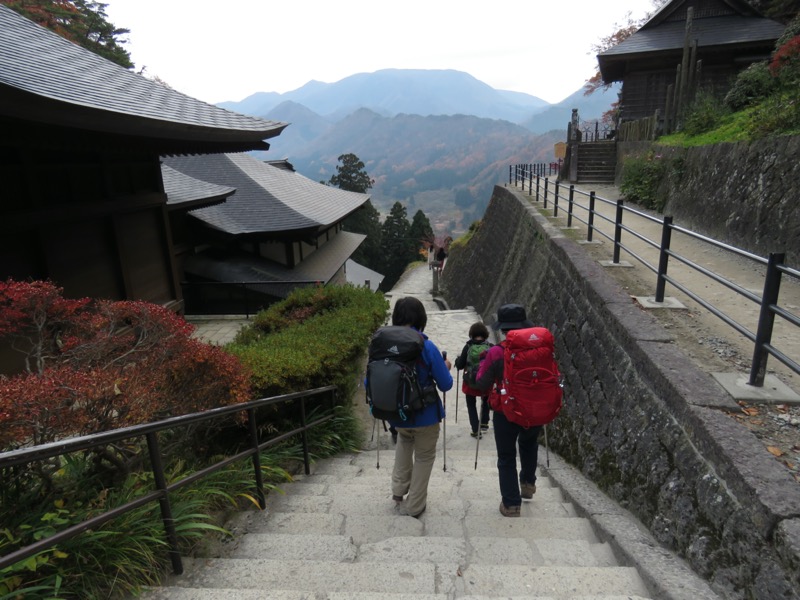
[566,195,800,485]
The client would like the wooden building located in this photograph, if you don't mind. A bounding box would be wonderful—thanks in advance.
[598,0,786,123]
[162,153,372,313]
[0,6,286,311]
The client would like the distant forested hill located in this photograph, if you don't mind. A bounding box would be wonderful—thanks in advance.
[280,109,563,231]
[221,69,612,232]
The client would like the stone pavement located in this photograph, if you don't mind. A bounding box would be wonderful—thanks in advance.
[143,263,719,599]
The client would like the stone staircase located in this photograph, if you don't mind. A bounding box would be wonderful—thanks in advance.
[139,422,655,599]
[576,140,617,183]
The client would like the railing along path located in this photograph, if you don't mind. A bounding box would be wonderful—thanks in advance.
[0,386,337,575]
[510,166,799,389]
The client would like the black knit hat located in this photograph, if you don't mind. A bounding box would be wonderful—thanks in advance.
[492,304,534,331]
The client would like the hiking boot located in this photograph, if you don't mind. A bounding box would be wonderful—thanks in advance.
[392,495,404,504]
[470,431,482,438]
[480,424,489,432]
[499,502,520,517]
[521,482,537,499]
[391,430,398,444]
[399,504,426,518]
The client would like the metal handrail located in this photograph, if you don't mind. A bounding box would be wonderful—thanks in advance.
[514,169,799,387]
[0,385,337,575]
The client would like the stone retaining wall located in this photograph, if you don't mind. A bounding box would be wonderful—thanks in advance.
[441,184,800,599]
[617,137,800,266]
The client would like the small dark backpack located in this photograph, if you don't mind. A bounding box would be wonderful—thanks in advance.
[464,341,491,386]
[366,326,427,421]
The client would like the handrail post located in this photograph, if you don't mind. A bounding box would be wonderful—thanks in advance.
[535,175,540,201]
[749,252,785,386]
[529,168,533,196]
[553,181,560,217]
[543,177,549,209]
[146,432,183,575]
[521,166,526,191]
[509,165,512,185]
[612,199,624,264]
[247,408,266,509]
[300,396,311,474]
[587,191,596,242]
[655,216,674,302]
[567,184,575,228]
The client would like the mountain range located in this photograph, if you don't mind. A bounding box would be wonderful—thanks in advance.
[218,69,618,232]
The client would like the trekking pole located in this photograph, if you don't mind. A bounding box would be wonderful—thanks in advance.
[442,351,447,472]
[376,419,381,469]
[544,424,550,469]
[455,369,459,423]
[474,421,480,470]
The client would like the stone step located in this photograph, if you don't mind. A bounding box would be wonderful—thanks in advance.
[137,588,650,600]
[170,558,440,594]
[139,587,449,599]
[455,564,650,597]
[233,533,614,568]
[263,494,574,520]
[158,558,649,598]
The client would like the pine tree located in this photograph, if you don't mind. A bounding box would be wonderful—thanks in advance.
[378,202,413,291]
[408,209,434,262]
[2,0,134,68]
[327,153,382,272]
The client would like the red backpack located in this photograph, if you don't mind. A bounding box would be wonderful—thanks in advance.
[490,327,563,427]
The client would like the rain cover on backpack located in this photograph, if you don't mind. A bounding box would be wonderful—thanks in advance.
[366,326,425,421]
[492,327,563,427]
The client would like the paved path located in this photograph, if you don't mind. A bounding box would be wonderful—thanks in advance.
[144,263,718,599]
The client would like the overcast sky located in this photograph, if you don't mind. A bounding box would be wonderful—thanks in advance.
[103,0,656,106]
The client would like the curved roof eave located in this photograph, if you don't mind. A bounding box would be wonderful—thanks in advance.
[0,6,287,150]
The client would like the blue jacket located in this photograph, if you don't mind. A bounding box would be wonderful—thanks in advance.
[390,329,453,429]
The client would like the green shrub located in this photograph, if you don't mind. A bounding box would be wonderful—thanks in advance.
[620,152,665,210]
[774,14,800,49]
[682,91,730,135]
[229,285,388,398]
[746,91,800,138]
[724,62,775,110]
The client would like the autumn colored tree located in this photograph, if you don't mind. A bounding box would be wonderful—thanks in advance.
[584,1,668,96]
[0,0,133,68]
[0,280,251,450]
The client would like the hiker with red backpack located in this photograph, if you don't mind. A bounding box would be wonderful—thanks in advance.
[454,322,492,438]
[367,297,452,518]
[475,304,563,518]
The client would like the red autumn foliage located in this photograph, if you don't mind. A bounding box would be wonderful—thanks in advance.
[769,35,800,80]
[0,280,252,449]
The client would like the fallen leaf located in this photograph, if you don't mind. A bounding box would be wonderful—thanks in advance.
[767,446,785,457]
[776,404,789,413]
[742,407,759,416]
[456,567,463,577]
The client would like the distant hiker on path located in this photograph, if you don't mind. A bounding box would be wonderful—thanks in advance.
[436,246,446,271]
[454,322,492,438]
[427,244,435,270]
[388,297,452,518]
[475,303,540,518]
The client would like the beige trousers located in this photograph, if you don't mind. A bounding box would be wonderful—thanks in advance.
[391,423,440,516]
